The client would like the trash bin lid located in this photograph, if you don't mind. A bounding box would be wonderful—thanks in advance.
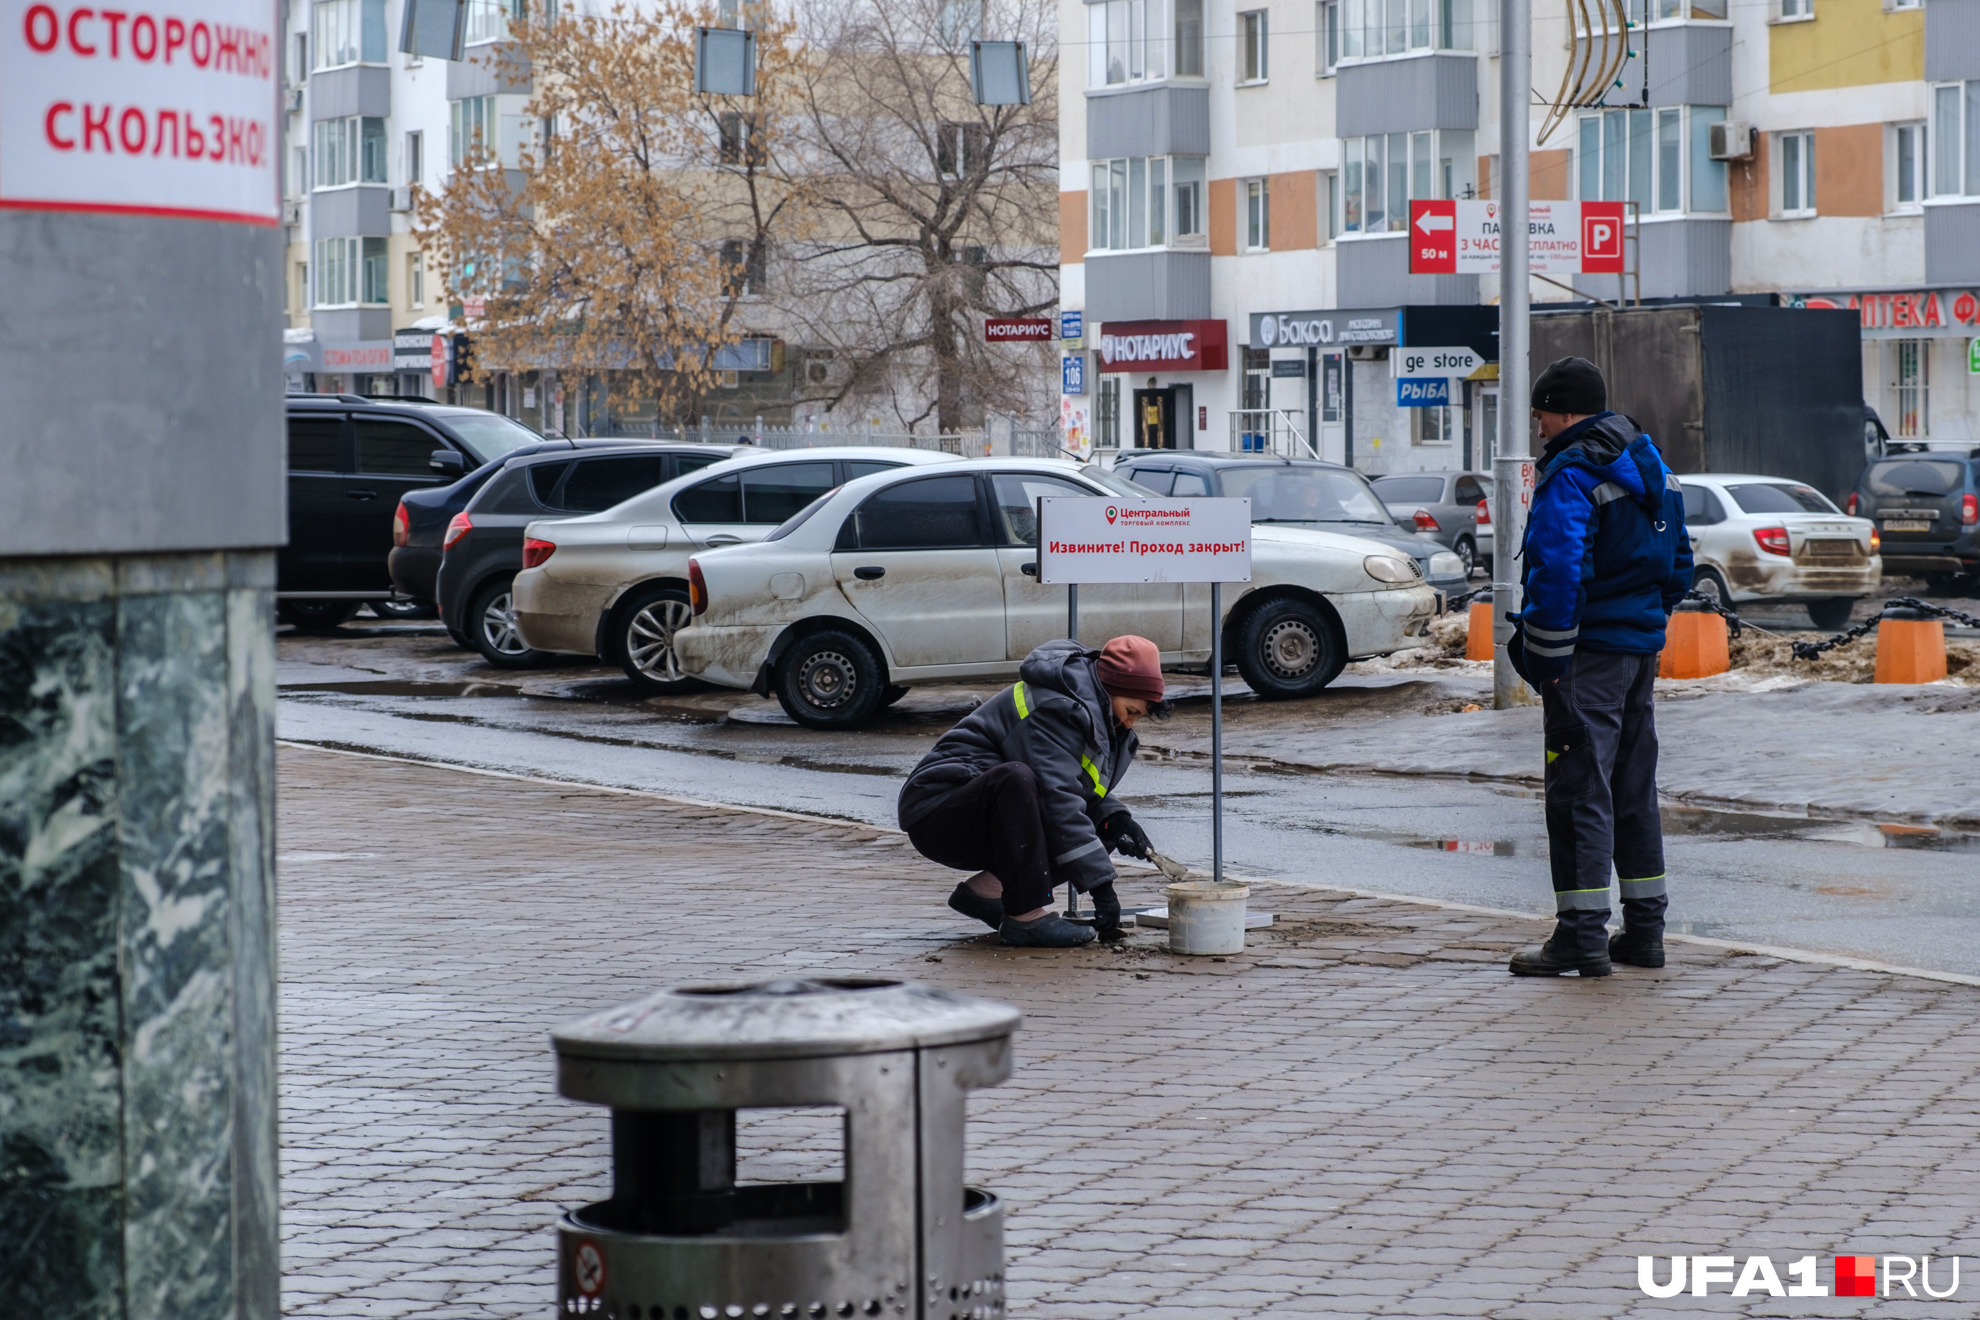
[552,977,1022,1063]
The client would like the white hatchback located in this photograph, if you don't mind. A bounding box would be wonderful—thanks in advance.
[671,459,1441,728]
[511,446,960,689]
[1677,473,1881,629]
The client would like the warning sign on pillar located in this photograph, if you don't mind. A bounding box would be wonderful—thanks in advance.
[0,0,282,224]
[1409,199,1457,274]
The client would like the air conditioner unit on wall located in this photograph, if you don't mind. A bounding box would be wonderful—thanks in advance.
[283,200,303,226]
[1709,121,1756,161]
[389,187,414,213]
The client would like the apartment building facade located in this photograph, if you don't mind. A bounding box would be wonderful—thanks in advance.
[1058,0,1980,466]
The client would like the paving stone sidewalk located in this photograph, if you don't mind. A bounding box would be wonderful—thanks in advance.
[278,746,1980,1319]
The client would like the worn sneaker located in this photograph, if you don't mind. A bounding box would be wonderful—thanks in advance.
[1509,939,1613,977]
[947,882,1004,930]
[999,913,1098,948]
[1608,929,1666,968]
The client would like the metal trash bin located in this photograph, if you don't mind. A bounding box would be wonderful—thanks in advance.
[551,977,1020,1320]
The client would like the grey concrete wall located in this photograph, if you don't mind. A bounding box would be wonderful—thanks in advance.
[1638,217,1731,299]
[312,186,393,237]
[1336,54,1478,137]
[1336,234,1479,306]
[0,552,279,1320]
[447,43,532,98]
[312,308,397,341]
[1086,84,1212,159]
[1926,0,1980,81]
[0,214,285,557]
[1925,200,1980,283]
[1084,250,1213,320]
[309,65,392,120]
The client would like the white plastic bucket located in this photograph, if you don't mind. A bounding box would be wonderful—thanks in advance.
[1165,881,1250,955]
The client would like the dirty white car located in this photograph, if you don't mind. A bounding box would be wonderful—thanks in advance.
[511,446,959,689]
[1677,474,1880,630]
[671,460,1440,728]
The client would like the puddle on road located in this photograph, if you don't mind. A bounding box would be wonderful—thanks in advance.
[284,679,527,699]
[1397,803,1980,858]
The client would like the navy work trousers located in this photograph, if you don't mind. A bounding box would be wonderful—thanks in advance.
[905,762,1057,915]
[1540,648,1668,954]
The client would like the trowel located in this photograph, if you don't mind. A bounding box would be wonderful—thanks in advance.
[1129,848,1275,931]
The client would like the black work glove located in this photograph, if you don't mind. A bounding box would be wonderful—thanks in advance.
[1099,811,1152,860]
[1088,880,1122,933]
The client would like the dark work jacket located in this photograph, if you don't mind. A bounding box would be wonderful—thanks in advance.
[896,639,1134,893]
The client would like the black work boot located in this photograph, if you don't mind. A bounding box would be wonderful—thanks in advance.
[1608,928,1666,968]
[999,912,1097,948]
[1509,937,1613,977]
[947,882,1004,930]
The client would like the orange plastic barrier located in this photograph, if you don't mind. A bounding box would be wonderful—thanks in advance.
[1874,616,1947,684]
[1658,608,1730,679]
[1466,600,1494,661]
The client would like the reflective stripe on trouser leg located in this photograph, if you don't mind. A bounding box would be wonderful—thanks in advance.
[1556,885,1614,912]
[1618,874,1667,900]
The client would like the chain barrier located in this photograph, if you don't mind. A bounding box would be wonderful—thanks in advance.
[1680,589,1747,639]
[1790,597,1980,661]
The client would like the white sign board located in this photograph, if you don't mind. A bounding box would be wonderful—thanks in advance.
[1038,497,1251,584]
[1394,346,1484,379]
[1,0,281,224]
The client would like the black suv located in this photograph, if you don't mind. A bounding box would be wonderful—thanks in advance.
[282,395,551,629]
[1847,449,1980,588]
[437,444,736,665]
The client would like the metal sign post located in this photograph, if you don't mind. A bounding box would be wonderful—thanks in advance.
[1037,496,1252,909]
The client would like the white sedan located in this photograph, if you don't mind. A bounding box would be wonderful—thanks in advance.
[1677,474,1881,630]
[511,446,959,689]
[668,459,1441,728]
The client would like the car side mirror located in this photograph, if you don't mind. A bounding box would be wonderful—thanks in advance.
[429,448,467,476]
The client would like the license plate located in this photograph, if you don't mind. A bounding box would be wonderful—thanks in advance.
[1805,539,1855,557]
[1884,520,1931,532]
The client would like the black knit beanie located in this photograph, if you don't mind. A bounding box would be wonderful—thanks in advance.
[1531,356,1606,414]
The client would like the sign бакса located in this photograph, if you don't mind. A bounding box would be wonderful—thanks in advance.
[1249,308,1399,350]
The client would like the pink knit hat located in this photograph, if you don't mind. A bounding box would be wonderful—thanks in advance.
[1095,635,1164,702]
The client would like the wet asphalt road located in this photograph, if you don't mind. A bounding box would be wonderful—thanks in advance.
[278,620,1980,979]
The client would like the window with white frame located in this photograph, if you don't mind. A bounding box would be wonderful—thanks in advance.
[451,96,497,166]
[1321,170,1339,239]
[408,252,425,308]
[1086,0,1204,87]
[1317,0,1340,73]
[1240,10,1269,81]
[1576,105,1725,213]
[1777,0,1810,18]
[1930,82,1980,196]
[312,0,386,67]
[406,131,424,189]
[1585,0,1725,27]
[1893,339,1928,438]
[1338,130,1475,233]
[1089,156,1208,251]
[465,0,525,45]
[1776,130,1815,216]
[1244,178,1270,248]
[314,117,386,188]
[1885,0,1919,11]
[1338,0,1472,60]
[314,236,389,306]
[1890,122,1924,209]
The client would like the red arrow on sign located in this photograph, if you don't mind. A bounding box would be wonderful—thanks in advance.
[1409,200,1457,274]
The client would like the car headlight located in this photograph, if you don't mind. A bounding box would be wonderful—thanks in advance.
[1428,551,1464,577]
[1363,555,1420,584]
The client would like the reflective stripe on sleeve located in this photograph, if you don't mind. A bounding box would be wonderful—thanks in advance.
[1665,474,1683,491]
[1619,874,1668,899]
[1525,640,1578,658]
[1054,837,1106,865]
[1524,623,1579,642]
[1079,754,1109,797]
[1555,886,1613,912]
[1012,681,1029,719]
[1591,481,1630,505]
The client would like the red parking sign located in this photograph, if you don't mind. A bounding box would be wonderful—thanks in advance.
[1409,200,1457,273]
[1581,202,1626,273]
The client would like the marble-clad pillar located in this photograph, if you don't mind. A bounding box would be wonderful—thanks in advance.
[1,552,278,1318]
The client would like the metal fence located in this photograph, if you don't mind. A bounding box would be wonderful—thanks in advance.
[1227,409,1317,459]
[582,416,1075,459]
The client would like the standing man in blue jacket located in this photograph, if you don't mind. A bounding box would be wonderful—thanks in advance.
[1509,357,1692,978]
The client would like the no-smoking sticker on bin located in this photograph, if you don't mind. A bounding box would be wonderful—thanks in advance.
[573,1239,607,1298]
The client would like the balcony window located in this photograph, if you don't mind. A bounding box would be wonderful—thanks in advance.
[312,0,386,67]
[1086,0,1203,87]
[314,117,387,188]
[1089,155,1208,251]
[315,236,390,306]
[451,96,497,166]
[465,0,525,45]
[1930,82,1980,197]
[1338,130,1473,233]
[1339,0,1471,60]
[1576,106,1723,214]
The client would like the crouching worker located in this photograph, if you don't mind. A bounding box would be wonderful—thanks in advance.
[898,636,1167,948]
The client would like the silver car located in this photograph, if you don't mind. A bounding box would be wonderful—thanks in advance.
[1371,470,1495,575]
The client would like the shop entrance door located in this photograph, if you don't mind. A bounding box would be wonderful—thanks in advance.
[1132,386,1181,449]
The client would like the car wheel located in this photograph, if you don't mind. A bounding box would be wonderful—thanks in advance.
[1454,536,1477,575]
[1232,597,1345,700]
[1691,567,1732,609]
[277,600,361,632]
[614,586,698,694]
[468,577,547,669]
[1806,597,1856,631]
[369,598,434,620]
[774,629,887,729]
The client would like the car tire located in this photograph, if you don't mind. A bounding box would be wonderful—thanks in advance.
[278,600,361,632]
[1454,536,1477,575]
[1691,566,1732,609]
[370,598,435,620]
[614,585,698,694]
[468,577,547,669]
[1232,596,1345,700]
[1806,597,1856,631]
[774,629,887,729]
